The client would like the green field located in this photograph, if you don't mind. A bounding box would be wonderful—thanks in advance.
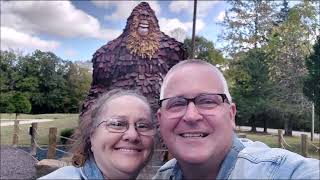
[1,113,319,159]
[0,113,79,145]
[242,131,320,159]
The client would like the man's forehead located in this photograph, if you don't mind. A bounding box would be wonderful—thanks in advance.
[166,63,219,81]
[163,64,224,95]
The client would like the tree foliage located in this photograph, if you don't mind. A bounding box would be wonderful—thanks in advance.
[265,1,318,135]
[303,36,320,116]
[227,49,273,131]
[183,36,225,65]
[219,0,277,56]
[0,49,91,114]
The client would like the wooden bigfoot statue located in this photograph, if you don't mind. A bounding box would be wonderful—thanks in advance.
[81,2,186,115]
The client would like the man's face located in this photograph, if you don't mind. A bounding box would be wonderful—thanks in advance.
[157,64,236,165]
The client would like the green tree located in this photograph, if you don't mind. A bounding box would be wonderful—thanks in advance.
[64,62,91,112]
[0,50,21,113]
[227,49,273,132]
[266,1,318,135]
[219,0,277,56]
[303,35,320,116]
[28,50,68,113]
[183,36,225,65]
[9,92,32,120]
[0,50,21,92]
[14,52,40,100]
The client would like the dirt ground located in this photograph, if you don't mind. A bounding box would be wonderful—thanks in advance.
[0,145,38,180]
[0,145,162,179]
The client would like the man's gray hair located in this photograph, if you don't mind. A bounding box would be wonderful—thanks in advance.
[160,59,232,102]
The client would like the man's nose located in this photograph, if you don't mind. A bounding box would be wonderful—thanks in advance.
[182,102,203,123]
[122,125,140,143]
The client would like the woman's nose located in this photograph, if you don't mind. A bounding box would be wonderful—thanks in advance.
[122,125,140,143]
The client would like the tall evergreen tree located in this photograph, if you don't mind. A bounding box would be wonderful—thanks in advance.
[266,1,318,135]
[218,0,277,56]
[304,36,320,116]
[227,49,273,132]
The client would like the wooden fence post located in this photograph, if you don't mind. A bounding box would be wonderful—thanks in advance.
[277,129,283,148]
[30,123,38,156]
[12,120,20,147]
[301,134,308,157]
[47,127,57,159]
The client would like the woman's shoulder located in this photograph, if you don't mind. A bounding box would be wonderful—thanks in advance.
[38,166,83,179]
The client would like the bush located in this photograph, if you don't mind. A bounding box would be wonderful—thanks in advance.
[60,128,74,144]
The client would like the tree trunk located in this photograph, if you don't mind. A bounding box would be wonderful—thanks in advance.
[284,113,293,136]
[250,115,257,132]
[263,117,268,133]
[287,114,293,136]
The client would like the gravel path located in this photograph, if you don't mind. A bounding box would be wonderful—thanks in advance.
[0,145,38,180]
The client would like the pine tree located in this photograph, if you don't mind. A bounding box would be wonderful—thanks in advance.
[304,36,320,116]
[218,0,277,56]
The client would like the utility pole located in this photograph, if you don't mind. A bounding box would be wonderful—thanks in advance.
[191,0,197,59]
[311,102,314,141]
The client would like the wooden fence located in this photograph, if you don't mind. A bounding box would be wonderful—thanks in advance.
[12,121,71,159]
[11,121,319,159]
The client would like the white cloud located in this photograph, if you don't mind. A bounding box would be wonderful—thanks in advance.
[92,1,160,21]
[215,11,225,22]
[1,1,120,40]
[1,27,60,51]
[169,1,220,17]
[159,18,204,35]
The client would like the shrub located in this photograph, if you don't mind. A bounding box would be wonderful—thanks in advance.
[60,128,74,144]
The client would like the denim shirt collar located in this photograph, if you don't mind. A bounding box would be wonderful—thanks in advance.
[171,133,244,180]
[80,154,104,179]
[216,133,245,179]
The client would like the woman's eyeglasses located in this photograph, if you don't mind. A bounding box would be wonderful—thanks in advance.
[96,117,156,136]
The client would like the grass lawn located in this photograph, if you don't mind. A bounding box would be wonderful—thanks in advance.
[242,131,320,159]
[1,113,319,159]
[0,113,79,146]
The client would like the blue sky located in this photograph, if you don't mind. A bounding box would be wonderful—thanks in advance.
[1,1,301,61]
[1,1,230,61]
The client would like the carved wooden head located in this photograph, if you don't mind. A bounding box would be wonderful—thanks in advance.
[125,2,160,59]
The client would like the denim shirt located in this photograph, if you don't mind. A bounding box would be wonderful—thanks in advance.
[152,135,320,180]
[38,155,104,179]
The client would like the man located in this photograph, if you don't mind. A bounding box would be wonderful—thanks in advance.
[154,59,319,179]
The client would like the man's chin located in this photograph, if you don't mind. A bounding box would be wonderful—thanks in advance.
[175,152,210,165]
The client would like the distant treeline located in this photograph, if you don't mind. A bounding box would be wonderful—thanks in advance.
[0,49,91,114]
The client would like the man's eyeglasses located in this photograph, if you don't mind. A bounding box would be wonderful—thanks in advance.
[159,93,229,118]
[96,117,156,136]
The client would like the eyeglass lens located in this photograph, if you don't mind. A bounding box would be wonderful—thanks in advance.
[101,118,156,136]
[163,94,225,118]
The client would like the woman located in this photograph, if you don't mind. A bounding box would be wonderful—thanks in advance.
[40,89,155,179]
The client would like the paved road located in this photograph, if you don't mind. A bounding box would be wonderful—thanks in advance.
[238,126,320,139]
[0,119,53,126]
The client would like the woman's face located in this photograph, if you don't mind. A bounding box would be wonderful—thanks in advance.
[90,95,154,179]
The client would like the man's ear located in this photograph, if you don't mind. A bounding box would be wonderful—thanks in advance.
[229,103,237,129]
